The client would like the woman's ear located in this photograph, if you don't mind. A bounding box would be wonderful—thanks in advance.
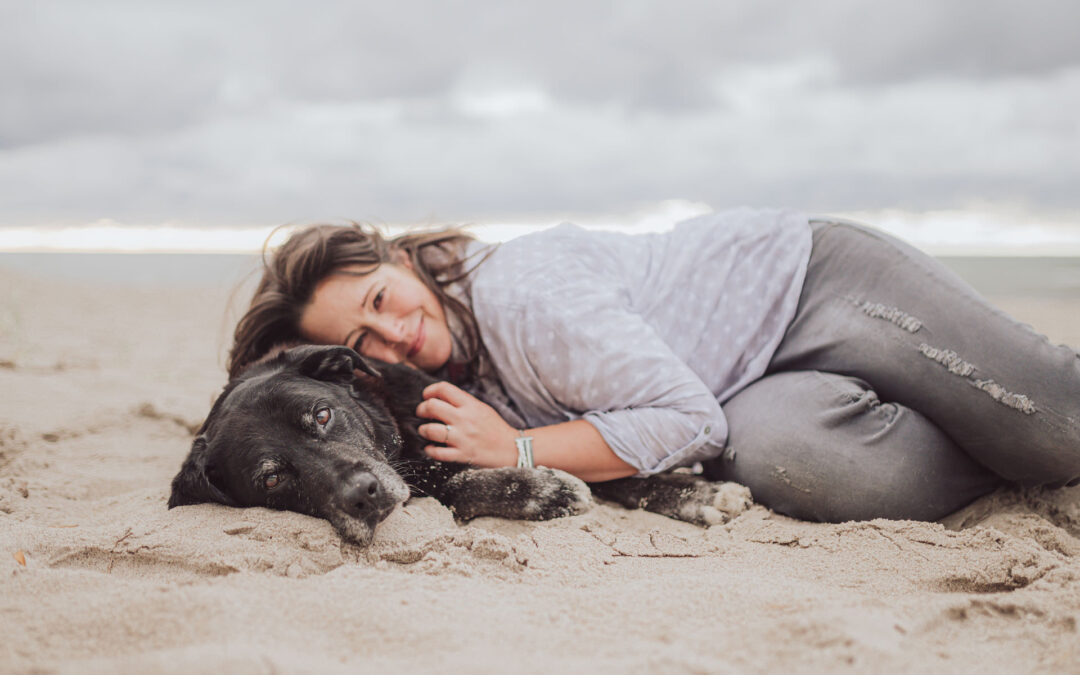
[391,247,414,270]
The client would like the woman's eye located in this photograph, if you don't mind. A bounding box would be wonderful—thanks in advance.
[315,407,332,426]
[264,474,281,489]
[373,289,384,310]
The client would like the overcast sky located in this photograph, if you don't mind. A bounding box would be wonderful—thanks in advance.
[2,0,1079,239]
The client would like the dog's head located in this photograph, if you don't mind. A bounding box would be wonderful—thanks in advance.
[168,345,412,546]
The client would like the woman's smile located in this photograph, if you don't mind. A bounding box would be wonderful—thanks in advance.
[407,317,426,359]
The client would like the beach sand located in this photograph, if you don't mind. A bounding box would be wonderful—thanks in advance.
[1,262,1079,674]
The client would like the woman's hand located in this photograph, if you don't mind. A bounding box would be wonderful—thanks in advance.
[416,381,519,467]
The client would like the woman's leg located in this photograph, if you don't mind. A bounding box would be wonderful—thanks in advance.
[702,371,1002,522]
[765,220,1080,487]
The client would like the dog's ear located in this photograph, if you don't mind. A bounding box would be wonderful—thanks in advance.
[168,437,237,509]
[296,345,381,383]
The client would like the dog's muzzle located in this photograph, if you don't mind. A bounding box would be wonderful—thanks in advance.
[340,470,401,526]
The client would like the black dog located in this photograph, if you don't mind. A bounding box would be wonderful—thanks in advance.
[169,345,746,545]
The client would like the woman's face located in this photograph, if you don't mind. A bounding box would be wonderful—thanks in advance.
[299,259,453,372]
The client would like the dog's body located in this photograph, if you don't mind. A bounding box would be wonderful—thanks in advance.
[169,345,747,545]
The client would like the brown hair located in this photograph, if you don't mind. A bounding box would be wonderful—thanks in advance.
[227,223,492,381]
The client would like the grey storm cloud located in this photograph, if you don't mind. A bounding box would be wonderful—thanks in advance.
[1,0,1079,227]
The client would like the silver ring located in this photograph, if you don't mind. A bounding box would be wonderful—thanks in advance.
[444,424,451,444]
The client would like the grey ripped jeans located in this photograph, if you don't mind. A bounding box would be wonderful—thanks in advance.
[702,219,1080,522]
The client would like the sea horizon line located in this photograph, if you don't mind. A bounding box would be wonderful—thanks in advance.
[3,203,1080,257]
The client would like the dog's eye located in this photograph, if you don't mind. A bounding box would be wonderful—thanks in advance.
[315,407,332,426]
[264,474,281,489]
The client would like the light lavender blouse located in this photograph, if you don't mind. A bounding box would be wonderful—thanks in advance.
[457,208,812,475]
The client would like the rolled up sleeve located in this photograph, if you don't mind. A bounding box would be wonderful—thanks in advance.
[486,284,727,475]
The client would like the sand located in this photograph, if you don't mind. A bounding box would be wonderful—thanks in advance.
[1,264,1079,674]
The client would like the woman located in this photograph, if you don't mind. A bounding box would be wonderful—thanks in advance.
[229,209,1080,522]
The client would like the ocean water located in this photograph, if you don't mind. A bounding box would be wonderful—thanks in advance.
[936,257,1080,299]
[0,252,263,288]
[1,252,1080,298]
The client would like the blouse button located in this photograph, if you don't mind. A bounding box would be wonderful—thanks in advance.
[704,426,712,435]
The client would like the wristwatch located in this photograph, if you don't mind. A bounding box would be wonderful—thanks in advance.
[515,430,534,468]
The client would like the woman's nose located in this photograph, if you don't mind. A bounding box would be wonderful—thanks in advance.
[372,317,406,346]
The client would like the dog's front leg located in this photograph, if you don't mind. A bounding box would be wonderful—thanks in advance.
[401,459,593,521]
[588,473,752,526]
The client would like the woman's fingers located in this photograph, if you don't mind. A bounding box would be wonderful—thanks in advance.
[418,422,455,445]
[422,381,474,406]
[416,397,458,423]
[424,444,468,464]
[416,382,513,468]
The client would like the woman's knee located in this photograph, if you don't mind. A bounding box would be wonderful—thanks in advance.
[712,371,1003,522]
[966,350,1080,487]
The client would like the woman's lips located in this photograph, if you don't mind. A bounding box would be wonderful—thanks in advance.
[407,318,425,359]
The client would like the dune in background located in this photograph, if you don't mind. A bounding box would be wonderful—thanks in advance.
[1,256,1079,674]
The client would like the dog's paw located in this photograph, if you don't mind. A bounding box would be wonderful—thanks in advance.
[527,467,593,520]
[675,481,752,526]
[444,466,593,521]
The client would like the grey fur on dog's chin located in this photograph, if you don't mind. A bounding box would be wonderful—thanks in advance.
[328,476,411,547]
[327,505,398,547]
[327,511,377,547]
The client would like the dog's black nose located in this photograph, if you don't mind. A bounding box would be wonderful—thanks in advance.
[342,472,382,518]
